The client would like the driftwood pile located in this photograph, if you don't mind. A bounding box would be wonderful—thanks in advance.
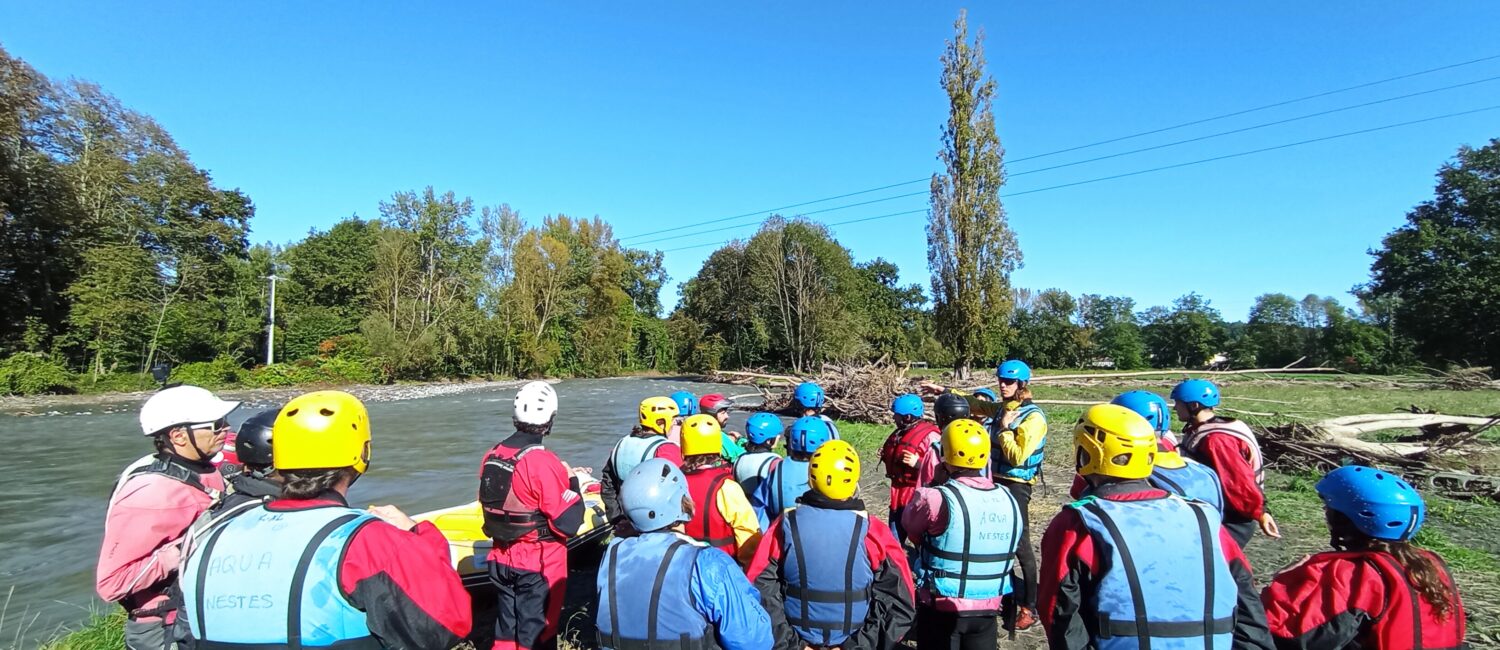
[714,361,918,422]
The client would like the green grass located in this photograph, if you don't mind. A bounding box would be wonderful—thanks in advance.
[29,611,122,650]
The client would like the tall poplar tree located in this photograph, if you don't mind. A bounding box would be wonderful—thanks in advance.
[926,10,1020,379]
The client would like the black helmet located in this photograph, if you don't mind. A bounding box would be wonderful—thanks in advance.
[235,408,278,470]
[934,393,971,426]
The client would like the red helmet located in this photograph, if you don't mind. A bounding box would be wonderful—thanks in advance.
[699,393,733,414]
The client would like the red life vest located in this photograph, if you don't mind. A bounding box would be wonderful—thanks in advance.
[685,465,737,555]
[479,442,553,543]
[881,420,939,488]
[1181,418,1265,487]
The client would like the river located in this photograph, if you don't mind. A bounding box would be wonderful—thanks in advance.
[0,377,747,644]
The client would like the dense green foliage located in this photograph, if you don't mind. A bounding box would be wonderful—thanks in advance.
[1366,138,1500,370]
[925,12,1019,379]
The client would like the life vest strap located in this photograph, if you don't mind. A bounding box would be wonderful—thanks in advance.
[1081,502,1151,643]
[923,547,1016,562]
[288,514,365,649]
[196,638,384,649]
[1096,615,1234,639]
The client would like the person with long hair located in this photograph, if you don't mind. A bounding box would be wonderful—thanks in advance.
[1262,465,1467,649]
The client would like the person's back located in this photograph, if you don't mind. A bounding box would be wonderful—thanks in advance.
[1172,379,1275,549]
[597,458,771,650]
[751,416,830,528]
[680,414,761,563]
[1262,465,1466,649]
[1150,452,1225,514]
[732,412,783,498]
[603,397,683,521]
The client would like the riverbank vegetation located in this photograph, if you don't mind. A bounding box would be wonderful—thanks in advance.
[5,15,1499,396]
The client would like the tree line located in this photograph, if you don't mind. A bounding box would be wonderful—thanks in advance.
[2,28,1496,395]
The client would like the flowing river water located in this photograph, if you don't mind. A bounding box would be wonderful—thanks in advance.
[0,377,748,645]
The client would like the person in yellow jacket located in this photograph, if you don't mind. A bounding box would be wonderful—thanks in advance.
[680,414,762,564]
[920,358,1047,631]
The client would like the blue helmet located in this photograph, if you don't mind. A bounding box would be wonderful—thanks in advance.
[745,412,784,445]
[972,387,998,402]
[1171,379,1220,408]
[997,360,1032,383]
[891,394,924,418]
[1110,390,1172,436]
[793,382,826,409]
[1316,465,1426,541]
[621,458,692,532]
[669,390,699,416]
[788,416,832,454]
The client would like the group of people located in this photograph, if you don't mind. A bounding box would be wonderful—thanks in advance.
[96,364,1470,650]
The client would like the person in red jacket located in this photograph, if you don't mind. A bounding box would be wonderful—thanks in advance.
[480,381,587,650]
[97,385,238,650]
[1262,465,1466,649]
[178,390,471,649]
[1172,378,1280,548]
[1038,404,1273,650]
[879,393,941,543]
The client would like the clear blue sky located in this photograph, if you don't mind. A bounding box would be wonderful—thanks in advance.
[4,2,1498,320]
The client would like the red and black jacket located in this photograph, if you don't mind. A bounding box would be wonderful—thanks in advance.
[686,464,737,555]
[881,420,940,488]
[1262,549,1468,650]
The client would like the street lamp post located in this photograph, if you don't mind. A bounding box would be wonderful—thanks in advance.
[266,274,280,366]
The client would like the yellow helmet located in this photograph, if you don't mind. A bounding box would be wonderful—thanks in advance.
[681,414,723,457]
[1074,403,1157,480]
[941,419,990,469]
[638,396,679,435]
[810,439,861,501]
[273,390,371,474]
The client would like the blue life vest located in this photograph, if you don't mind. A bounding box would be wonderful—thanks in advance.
[1150,459,1225,514]
[820,415,841,441]
[1069,494,1236,650]
[733,451,780,499]
[765,458,811,519]
[780,506,873,646]
[180,504,379,648]
[596,532,712,650]
[613,435,669,482]
[915,480,1022,599]
[989,402,1046,482]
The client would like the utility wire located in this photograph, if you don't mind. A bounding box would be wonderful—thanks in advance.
[638,73,1500,247]
[1008,74,1500,179]
[622,53,1500,241]
[657,103,1500,254]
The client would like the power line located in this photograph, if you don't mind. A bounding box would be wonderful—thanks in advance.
[1008,74,1500,179]
[622,53,1500,241]
[630,190,928,247]
[656,103,1500,254]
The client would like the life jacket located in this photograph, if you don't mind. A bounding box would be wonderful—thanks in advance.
[114,454,220,501]
[1150,458,1225,514]
[1180,418,1265,488]
[479,443,554,543]
[685,466,737,555]
[881,420,940,488]
[596,532,713,650]
[915,480,1022,599]
[179,504,381,649]
[733,451,781,499]
[1069,494,1237,650]
[612,434,670,483]
[989,402,1046,482]
[765,458,812,520]
[821,415,841,441]
[780,506,874,646]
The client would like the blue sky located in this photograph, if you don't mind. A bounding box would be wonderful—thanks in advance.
[3,2,1498,320]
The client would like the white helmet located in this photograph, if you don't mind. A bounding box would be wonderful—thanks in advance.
[139,385,240,436]
[513,381,558,425]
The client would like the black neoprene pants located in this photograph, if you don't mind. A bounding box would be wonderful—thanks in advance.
[916,607,998,650]
[1001,480,1037,608]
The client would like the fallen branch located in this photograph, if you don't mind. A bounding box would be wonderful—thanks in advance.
[1030,367,1337,382]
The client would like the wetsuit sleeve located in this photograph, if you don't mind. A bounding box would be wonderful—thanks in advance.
[529,452,585,539]
[998,410,1046,470]
[1219,529,1275,650]
[601,455,624,522]
[844,522,916,650]
[1038,508,1096,650]
[746,518,802,650]
[1261,554,1382,650]
[917,431,943,488]
[714,480,763,565]
[340,520,471,649]
[95,478,199,604]
[693,547,774,650]
[899,487,945,547]
[1198,434,1265,520]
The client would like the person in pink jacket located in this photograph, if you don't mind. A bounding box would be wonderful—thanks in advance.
[96,385,239,650]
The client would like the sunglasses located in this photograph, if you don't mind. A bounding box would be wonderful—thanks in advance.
[997,378,1021,386]
[189,418,229,433]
